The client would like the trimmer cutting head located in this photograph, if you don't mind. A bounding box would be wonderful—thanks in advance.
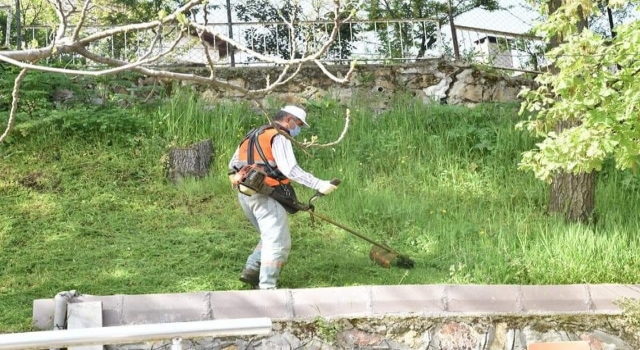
[369,246,416,269]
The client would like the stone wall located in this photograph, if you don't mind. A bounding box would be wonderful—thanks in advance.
[32,284,640,350]
[171,59,536,108]
[49,60,535,111]
[118,316,634,350]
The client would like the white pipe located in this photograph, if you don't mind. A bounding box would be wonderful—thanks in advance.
[51,290,78,350]
[52,290,77,330]
[0,318,272,350]
[51,290,77,350]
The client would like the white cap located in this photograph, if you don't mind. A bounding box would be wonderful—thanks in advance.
[281,105,309,127]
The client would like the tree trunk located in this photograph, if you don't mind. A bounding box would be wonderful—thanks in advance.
[165,139,214,184]
[548,171,596,223]
[547,118,596,223]
[546,0,594,223]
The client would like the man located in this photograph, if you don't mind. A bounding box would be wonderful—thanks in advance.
[228,105,338,290]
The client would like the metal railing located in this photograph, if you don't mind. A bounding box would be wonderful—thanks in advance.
[0,318,272,350]
[447,24,547,73]
[15,18,445,65]
[13,21,545,73]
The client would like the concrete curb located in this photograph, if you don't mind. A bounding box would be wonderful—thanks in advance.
[32,284,640,330]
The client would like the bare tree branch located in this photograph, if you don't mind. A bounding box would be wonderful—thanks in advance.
[0,28,185,76]
[277,0,299,58]
[190,0,356,65]
[0,68,29,143]
[250,97,351,154]
[314,59,356,83]
[0,0,204,61]
[302,108,351,148]
[76,0,202,45]
[71,0,93,42]
[52,0,69,41]
[0,0,358,145]
[271,63,304,87]
[75,46,255,95]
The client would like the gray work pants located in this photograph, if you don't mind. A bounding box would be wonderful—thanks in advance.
[238,192,291,289]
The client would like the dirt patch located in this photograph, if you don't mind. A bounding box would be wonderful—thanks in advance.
[19,171,62,192]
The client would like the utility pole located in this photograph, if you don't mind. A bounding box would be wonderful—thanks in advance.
[225,0,235,66]
[447,0,459,60]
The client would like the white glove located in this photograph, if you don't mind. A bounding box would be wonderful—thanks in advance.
[317,180,337,195]
[229,174,238,189]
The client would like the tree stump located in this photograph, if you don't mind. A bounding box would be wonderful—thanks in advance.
[165,139,214,184]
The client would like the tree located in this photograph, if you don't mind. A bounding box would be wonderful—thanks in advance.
[0,0,356,144]
[518,0,640,222]
[235,0,305,60]
[590,0,636,37]
[235,0,358,61]
[364,0,500,59]
[9,0,220,59]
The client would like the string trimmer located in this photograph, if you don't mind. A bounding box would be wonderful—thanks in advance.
[300,179,415,269]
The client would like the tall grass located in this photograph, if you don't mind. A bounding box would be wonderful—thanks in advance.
[2,89,640,332]
[146,89,640,285]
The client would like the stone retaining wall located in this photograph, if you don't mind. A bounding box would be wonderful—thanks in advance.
[32,284,640,349]
[49,60,535,111]
[166,59,536,108]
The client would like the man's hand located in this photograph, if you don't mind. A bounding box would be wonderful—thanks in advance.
[317,180,337,195]
[229,174,238,187]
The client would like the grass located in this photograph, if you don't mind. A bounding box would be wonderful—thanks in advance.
[2,90,640,332]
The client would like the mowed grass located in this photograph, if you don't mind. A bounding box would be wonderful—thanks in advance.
[2,90,640,332]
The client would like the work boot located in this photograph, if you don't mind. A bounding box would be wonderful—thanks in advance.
[239,268,259,288]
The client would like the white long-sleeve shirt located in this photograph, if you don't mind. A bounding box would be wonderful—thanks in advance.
[228,134,324,190]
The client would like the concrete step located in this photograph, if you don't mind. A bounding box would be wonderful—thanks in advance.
[67,301,103,350]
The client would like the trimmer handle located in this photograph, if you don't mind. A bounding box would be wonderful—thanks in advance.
[321,178,341,196]
[308,178,341,207]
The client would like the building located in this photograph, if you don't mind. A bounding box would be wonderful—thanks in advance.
[473,35,514,69]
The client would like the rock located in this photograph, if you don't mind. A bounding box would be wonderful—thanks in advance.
[337,329,384,348]
[375,339,413,350]
[488,323,509,350]
[423,77,449,102]
[436,322,481,350]
[300,338,334,350]
[89,97,105,106]
[402,330,419,347]
[374,324,387,335]
[336,318,354,330]
[329,87,353,105]
[521,326,579,347]
[259,332,302,349]
[52,88,74,104]
[480,325,496,350]
[416,329,433,350]
[585,330,634,350]
[505,328,527,350]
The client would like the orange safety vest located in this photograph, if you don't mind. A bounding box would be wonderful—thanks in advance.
[237,126,291,187]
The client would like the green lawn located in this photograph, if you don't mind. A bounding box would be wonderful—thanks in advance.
[2,91,640,332]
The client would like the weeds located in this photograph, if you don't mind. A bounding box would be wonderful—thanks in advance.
[2,89,640,331]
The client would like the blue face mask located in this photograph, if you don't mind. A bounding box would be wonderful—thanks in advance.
[289,124,301,137]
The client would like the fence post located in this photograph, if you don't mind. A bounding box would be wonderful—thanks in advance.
[15,0,21,49]
[226,0,235,66]
[447,0,460,60]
